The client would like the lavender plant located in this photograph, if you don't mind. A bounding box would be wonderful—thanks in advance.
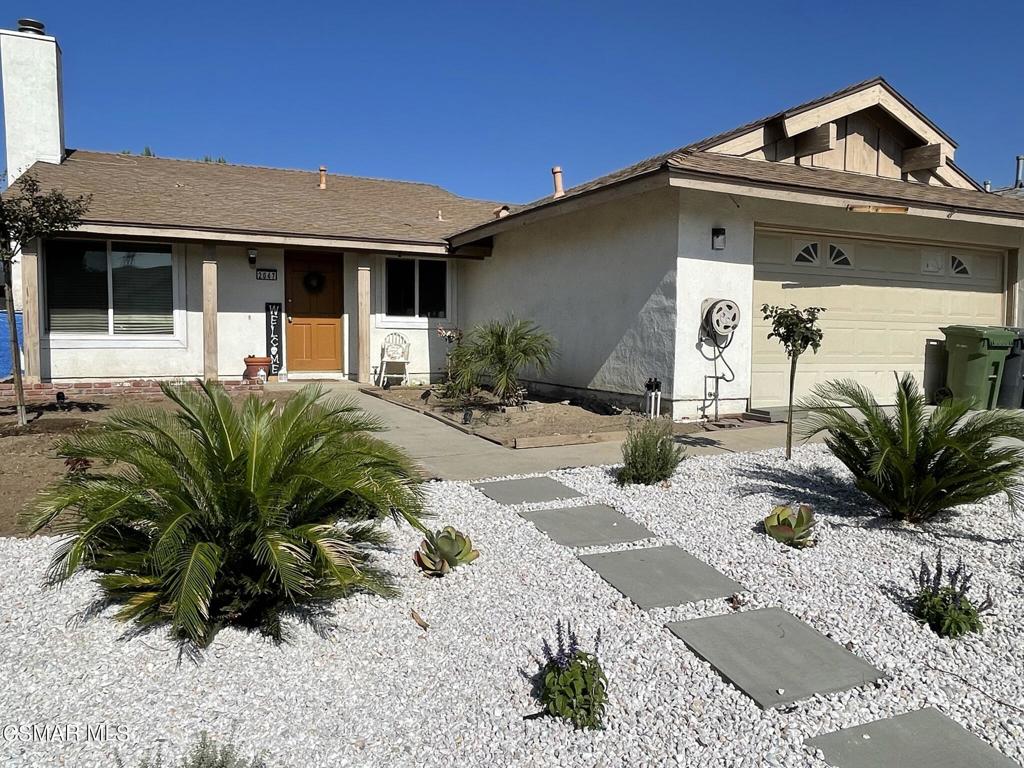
[912,550,994,638]
[533,620,607,730]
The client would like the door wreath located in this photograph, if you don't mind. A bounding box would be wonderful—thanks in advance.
[303,271,326,294]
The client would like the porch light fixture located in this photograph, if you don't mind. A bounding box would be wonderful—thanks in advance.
[247,248,258,268]
[711,227,726,250]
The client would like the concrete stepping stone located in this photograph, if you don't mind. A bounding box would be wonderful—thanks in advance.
[519,504,653,547]
[806,708,1017,768]
[666,607,884,709]
[578,545,743,609]
[472,476,583,505]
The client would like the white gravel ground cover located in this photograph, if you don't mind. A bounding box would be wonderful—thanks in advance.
[0,445,1022,768]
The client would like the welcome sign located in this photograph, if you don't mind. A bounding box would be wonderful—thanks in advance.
[265,302,282,375]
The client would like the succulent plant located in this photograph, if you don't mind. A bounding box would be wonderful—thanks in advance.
[763,504,816,548]
[413,526,479,577]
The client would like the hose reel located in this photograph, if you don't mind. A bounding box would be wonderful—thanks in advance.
[701,298,741,344]
[699,298,740,423]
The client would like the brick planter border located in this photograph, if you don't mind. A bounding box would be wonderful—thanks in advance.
[0,380,263,402]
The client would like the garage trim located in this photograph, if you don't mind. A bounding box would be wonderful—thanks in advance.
[754,222,1010,254]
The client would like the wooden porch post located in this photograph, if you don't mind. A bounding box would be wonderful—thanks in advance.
[19,239,41,384]
[202,245,218,381]
[357,263,371,383]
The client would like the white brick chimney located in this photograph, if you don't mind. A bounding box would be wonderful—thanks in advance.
[0,19,65,183]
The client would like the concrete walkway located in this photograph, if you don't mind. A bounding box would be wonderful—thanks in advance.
[265,380,799,480]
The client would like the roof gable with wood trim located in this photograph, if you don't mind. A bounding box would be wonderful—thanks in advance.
[701,78,978,190]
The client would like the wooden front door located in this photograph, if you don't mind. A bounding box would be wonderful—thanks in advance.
[285,252,343,372]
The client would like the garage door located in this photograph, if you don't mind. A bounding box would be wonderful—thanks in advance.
[751,230,1005,408]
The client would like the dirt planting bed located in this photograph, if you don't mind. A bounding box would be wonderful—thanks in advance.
[366,386,709,447]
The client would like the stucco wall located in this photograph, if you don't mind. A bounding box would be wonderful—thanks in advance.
[460,188,679,405]
[10,248,23,312]
[674,188,755,419]
[212,245,285,378]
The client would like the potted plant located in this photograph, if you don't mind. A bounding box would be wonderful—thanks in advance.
[243,354,272,381]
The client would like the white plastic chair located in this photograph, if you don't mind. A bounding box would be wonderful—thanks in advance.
[377,332,411,387]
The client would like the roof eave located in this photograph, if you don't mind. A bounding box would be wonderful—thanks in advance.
[666,166,1024,224]
[65,220,453,253]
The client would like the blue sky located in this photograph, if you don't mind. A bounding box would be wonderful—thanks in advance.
[3,1,1023,203]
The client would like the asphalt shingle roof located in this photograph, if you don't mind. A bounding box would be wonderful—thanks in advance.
[18,150,500,245]
[665,150,1024,216]
[451,148,1024,245]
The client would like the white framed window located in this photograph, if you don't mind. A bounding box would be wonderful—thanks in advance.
[382,256,450,322]
[828,242,853,268]
[793,241,820,265]
[950,253,971,276]
[43,239,185,345]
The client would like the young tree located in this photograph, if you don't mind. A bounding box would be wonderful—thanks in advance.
[1,173,90,426]
[761,303,826,459]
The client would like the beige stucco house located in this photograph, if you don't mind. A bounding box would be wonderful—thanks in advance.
[5,19,1024,419]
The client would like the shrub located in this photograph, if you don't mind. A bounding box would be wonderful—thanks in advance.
[912,550,994,638]
[436,325,469,400]
[616,418,685,485]
[22,382,425,649]
[126,734,268,768]
[800,373,1024,523]
[763,504,816,548]
[535,620,607,730]
[452,315,555,405]
[413,526,480,577]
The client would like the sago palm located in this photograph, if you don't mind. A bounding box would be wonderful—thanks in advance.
[799,373,1024,523]
[22,381,425,648]
[453,315,555,405]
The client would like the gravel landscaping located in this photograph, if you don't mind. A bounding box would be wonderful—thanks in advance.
[1,445,1021,767]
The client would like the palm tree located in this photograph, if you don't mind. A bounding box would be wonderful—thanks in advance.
[22,382,425,648]
[452,315,555,405]
[799,373,1024,523]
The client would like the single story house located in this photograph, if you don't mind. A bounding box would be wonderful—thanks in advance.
[4,19,1024,419]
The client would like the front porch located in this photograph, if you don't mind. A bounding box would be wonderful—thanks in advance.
[16,233,472,389]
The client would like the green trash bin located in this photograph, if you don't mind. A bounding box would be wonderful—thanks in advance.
[939,325,1016,409]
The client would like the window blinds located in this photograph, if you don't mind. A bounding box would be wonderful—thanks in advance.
[111,244,174,334]
[45,241,110,333]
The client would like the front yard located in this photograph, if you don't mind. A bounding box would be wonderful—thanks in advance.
[0,393,267,537]
[1,446,1020,767]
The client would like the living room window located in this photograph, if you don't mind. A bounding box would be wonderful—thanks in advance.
[45,240,177,336]
[384,257,448,319]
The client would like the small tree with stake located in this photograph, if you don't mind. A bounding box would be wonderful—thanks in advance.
[761,303,826,460]
[1,173,90,426]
